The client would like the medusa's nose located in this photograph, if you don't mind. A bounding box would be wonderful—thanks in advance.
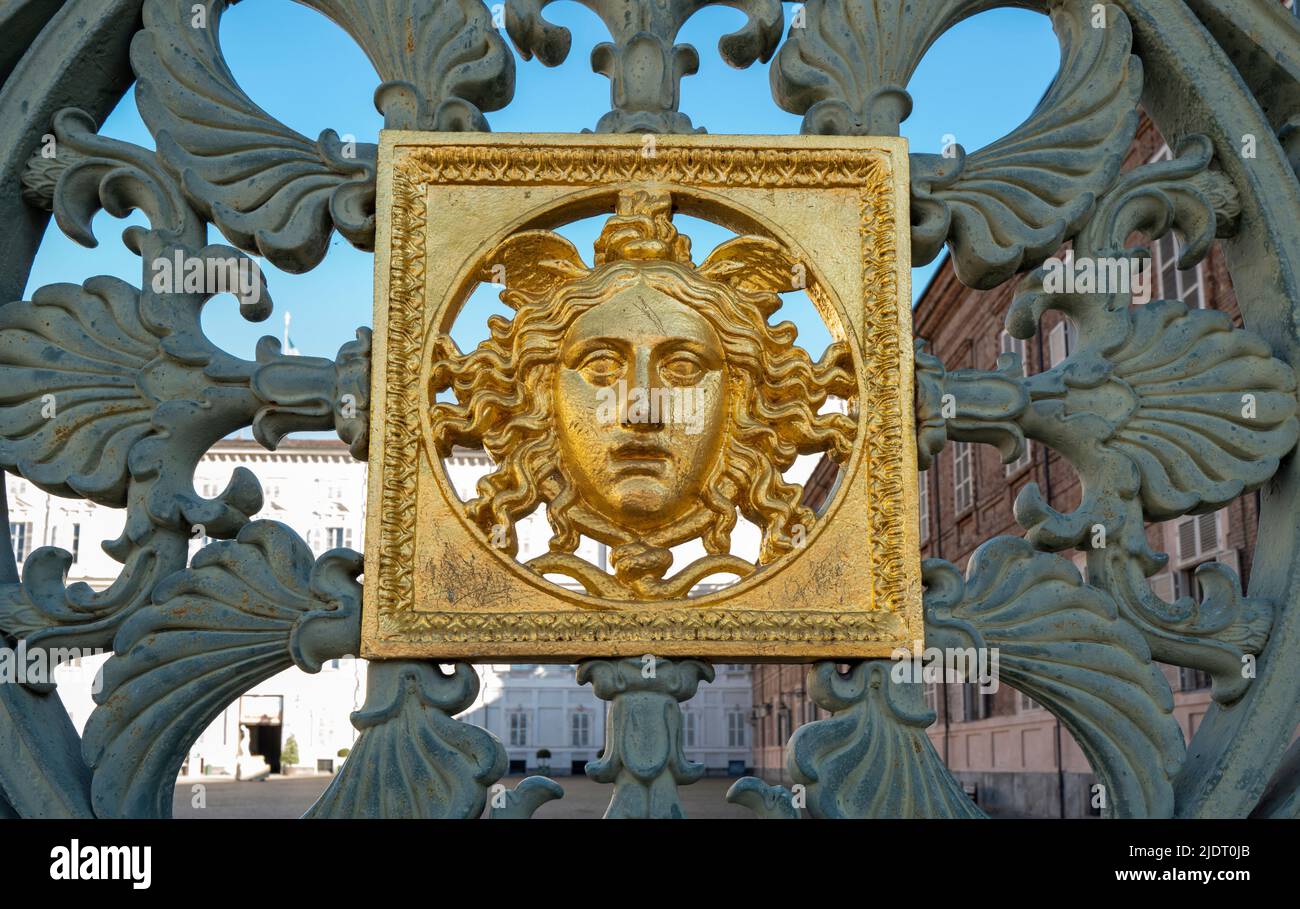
[621,346,665,428]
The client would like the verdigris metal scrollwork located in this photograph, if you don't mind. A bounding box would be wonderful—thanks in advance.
[1008,136,1298,703]
[131,0,378,272]
[724,776,800,819]
[579,657,712,818]
[0,660,95,818]
[914,339,1029,470]
[83,521,362,818]
[2,112,373,651]
[775,0,1143,289]
[925,539,1185,818]
[306,661,562,819]
[131,0,516,273]
[734,537,1187,819]
[731,661,985,819]
[297,0,515,131]
[505,0,783,133]
[0,0,1297,823]
[488,775,566,819]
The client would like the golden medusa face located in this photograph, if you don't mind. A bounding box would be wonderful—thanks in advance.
[428,189,857,601]
[554,286,729,531]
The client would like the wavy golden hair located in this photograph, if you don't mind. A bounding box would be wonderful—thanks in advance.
[429,192,857,565]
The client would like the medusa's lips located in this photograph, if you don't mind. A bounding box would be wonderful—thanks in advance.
[610,439,673,476]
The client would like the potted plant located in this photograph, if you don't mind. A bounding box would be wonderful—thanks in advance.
[281,735,299,775]
[535,748,552,776]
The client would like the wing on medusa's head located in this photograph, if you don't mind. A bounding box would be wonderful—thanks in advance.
[477,188,806,313]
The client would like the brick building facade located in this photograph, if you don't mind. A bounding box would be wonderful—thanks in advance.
[750,114,1264,815]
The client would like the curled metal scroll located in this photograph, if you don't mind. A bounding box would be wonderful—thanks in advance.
[0,0,1297,822]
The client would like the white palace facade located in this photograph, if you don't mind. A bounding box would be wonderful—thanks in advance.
[12,437,753,778]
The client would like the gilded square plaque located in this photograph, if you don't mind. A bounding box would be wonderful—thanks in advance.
[363,132,919,660]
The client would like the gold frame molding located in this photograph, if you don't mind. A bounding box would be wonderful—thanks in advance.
[363,132,919,661]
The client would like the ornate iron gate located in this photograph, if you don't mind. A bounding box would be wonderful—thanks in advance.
[1,0,1297,820]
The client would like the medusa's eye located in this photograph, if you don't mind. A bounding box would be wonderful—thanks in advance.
[658,351,706,386]
[575,348,624,386]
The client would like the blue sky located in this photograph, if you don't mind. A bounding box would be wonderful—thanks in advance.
[23,1,1060,366]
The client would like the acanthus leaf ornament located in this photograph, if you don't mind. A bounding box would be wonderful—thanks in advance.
[910,0,1143,287]
[297,0,515,132]
[3,111,372,651]
[771,661,984,819]
[1005,136,1299,703]
[130,0,377,273]
[724,777,800,819]
[771,0,983,136]
[304,661,513,819]
[83,521,362,819]
[775,1,1142,288]
[487,775,566,819]
[924,539,1185,818]
[130,0,517,271]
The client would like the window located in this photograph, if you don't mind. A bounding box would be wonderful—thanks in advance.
[1048,319,1076,368]
[727,710,746,748]
[1148,146,1205,309]
[1172,512,1223,568]
[1179,668,1212,691]
[69,523,80,564]
[999,329,1029,373]
[1166,510,1234,602]
[570,711,591,747]
[776,703,792,745]
[683,710,697,748]
[326,526,353,549]
[10,522,32,563]
[508,711,529,747]
[952,442,974,513]
[924,682,938,713]
[962,684,994,721]
[1019,690,1039,712]
[1005,440,1033,476]
[1149,568,1176,603]
[999,331,1035,476]
[918,470,930,543]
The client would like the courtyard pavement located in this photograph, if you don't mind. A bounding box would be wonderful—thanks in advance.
[172,773,755,819]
